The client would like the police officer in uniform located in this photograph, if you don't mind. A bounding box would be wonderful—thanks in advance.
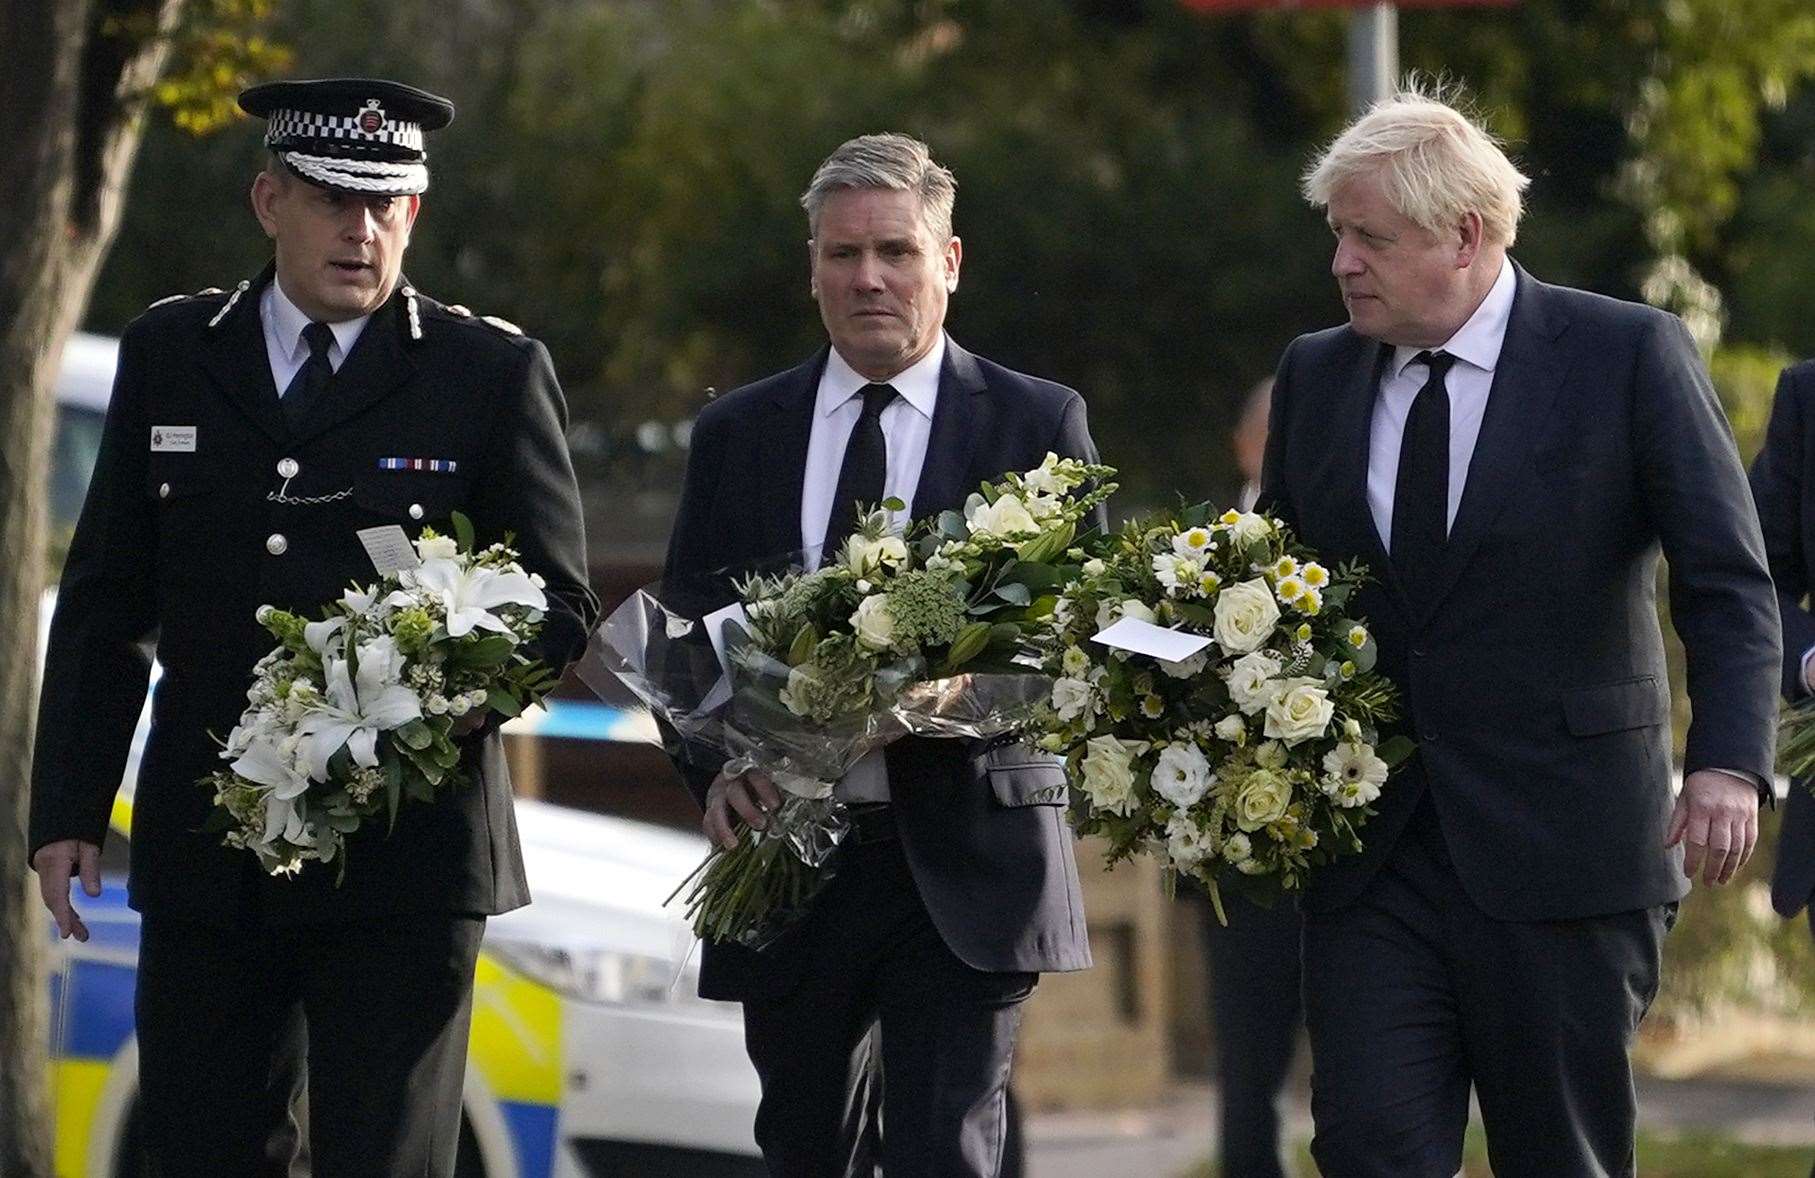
[30,78,596,1177]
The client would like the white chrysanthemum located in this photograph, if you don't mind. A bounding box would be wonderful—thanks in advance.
[1218,510,1273,545]
[1275,575,1306,604]
[1223,832,1253,864]
[1322,742,1388,808]
[1173,527,1214,559]
[1347,624,1369,649]
[1139,694,1166,720]
[1272,556,1299,580]
[1303,562,1329,589]
[1298,587,1323,616]
[1061,646,1092,678]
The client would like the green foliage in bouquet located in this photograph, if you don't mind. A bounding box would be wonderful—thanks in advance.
[1031,501,1412,923]
[201,513,556,880]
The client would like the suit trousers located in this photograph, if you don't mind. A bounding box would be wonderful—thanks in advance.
[1303,797,1672,1178]
[134,910,485,1178]
[739,831,1037,1178]
[1204,893,1303,1178]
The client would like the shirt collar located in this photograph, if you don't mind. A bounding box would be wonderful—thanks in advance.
[818,334,946,421]
[265,275,371,362]
[1390,256,1515,381]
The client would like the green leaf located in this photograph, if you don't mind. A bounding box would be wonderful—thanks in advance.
[938,511,967,540]
[452,510,476,553]
[449,634,516,669]
[486,686,523,717]
[992,582,1032,606]
[1379,734,1417,767]
[942,621,992,671]
[395,719,434,751]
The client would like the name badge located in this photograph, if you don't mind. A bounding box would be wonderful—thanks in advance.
[150,426,197,452]
[357,526,422,576]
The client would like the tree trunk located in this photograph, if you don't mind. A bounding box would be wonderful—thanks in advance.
[0,2,184,1174]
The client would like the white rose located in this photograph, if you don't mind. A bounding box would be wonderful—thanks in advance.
[418,535,459,561]
[1226,651,1283,715]
[1212,579,1281,654]
[850,594,897,650]
[1264,677,1335,746]
[1079,736,1143,816]
[1322,741,1389,808]
[843,533,908,574]
[779,666,817,717]
[1215,714,1247,742]
[1152,742,1214,808]
[1096,597,1158,631]
[1165,814,1216,867]
[1082,558,1107,578]
[1050,676,1093,723]
[1235,769,1292,831]
[966,493,1041,539]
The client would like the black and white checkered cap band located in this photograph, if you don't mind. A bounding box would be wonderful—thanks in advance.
[266,107,425,152]
[277,151,428,195]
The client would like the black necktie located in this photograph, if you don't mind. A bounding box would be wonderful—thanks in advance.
[1390,350,1456,589]
[822,383,896,558]
[282,321,335,429]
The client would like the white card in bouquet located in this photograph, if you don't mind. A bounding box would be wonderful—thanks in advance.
[703,601,751,678]
[357,525,421,575]
[1091,617,1214,662]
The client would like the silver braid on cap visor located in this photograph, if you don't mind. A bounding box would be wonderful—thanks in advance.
[278,151,427,195]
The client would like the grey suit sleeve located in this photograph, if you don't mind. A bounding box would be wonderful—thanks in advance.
[661,405,732,809]
[1749,364,1815,701]
[1635,314,1781,787]
[31,325,159,855]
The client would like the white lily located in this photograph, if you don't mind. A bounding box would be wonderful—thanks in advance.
[304,615,347,656]
[296,635,422,780]
[413,557,547,639]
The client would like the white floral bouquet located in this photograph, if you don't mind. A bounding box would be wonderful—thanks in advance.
[592,453,1116,948]
[202,514,556,879]
[1031,504,1411,922]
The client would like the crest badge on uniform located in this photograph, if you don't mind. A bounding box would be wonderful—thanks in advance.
[358,99,387,134]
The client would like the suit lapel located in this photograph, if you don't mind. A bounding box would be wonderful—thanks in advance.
[198,264,289,446]
[1416,264,1569,625]
[287,285,418,445]
[909,340,989,519]
[1321,336,1404,613]
[757,349,825,559]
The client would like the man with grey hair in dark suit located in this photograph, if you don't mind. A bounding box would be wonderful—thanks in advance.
[664,132,1100,1177]
[1264,89,1778,1176]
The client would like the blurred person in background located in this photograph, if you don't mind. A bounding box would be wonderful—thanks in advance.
[1200,375,1305,1178]
[1745,357,1815,1178]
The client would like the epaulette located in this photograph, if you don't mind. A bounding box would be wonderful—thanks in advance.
[206,279,254,328]
[415,294,524,338]
[146,286,225,310]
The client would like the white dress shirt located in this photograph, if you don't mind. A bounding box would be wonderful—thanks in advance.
[800,335,946,803]
[261,278,369,395]
[1367,257,1515,552]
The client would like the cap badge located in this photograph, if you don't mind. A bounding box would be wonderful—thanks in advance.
[358,100,387,134]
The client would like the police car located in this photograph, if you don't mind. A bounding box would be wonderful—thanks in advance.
[43,333,764,1177]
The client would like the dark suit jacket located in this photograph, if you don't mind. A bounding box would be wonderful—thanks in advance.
[1261,263,1780,920]
[1747,359,1815,918]
[31,264,598,923]
[664,339,1097,999]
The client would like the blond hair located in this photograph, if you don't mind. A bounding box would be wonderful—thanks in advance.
[1302,86,1530,248]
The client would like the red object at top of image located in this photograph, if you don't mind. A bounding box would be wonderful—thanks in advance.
[1181,0,1517,11]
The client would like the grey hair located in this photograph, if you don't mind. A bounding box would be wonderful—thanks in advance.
[801,133,957,242]
[1302,84,1530,248]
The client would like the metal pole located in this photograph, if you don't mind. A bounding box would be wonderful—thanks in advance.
[1348,2,1399,113]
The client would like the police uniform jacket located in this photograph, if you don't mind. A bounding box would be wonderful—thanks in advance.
[30,265,598,923]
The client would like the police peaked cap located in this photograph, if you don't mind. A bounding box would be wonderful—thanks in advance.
[239,78,455,196]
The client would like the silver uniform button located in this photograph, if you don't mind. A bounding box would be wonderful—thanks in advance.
[277,458,299,479]
[158,483,171,499]
[265,533,288,556]
[409,503,425,520]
